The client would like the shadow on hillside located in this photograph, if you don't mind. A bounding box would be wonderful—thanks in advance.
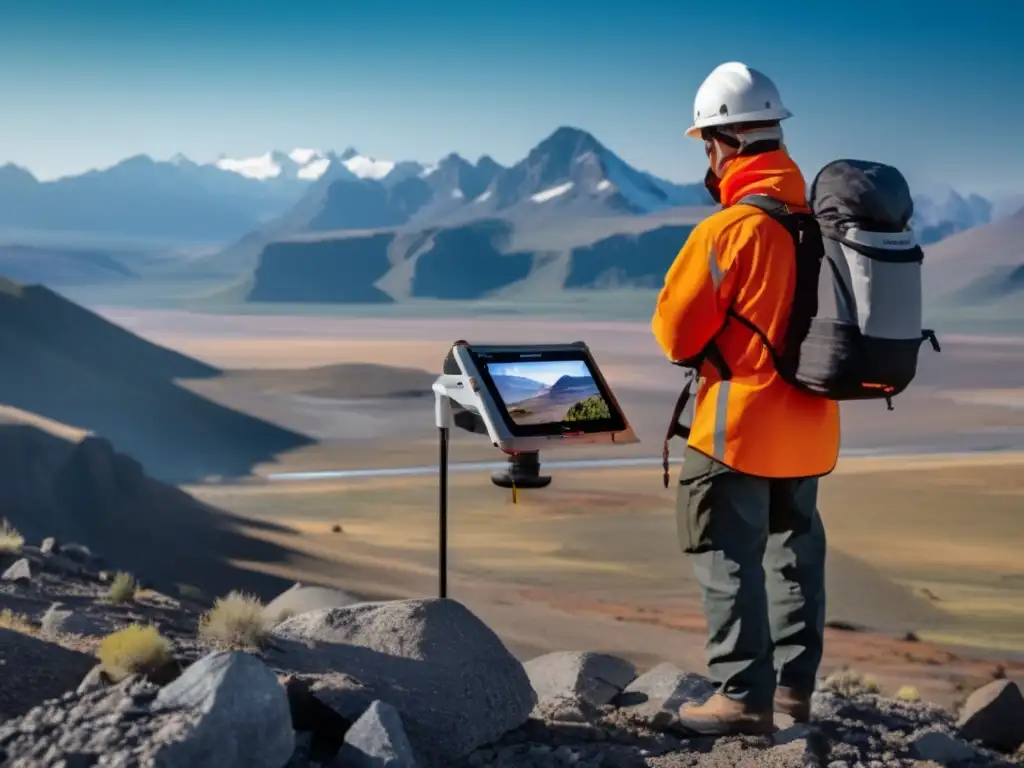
[0,422,333,601]
[0,280,314,483]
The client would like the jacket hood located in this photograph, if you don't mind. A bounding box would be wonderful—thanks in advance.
[718,149,809,210]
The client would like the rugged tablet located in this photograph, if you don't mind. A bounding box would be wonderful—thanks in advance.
[434,340,639,452]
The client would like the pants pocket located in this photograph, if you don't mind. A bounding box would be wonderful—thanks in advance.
[675,451,721,554]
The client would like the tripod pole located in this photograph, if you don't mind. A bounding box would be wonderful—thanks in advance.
[437,425,449,598]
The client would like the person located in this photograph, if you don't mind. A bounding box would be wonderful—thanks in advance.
[651,62,841,735]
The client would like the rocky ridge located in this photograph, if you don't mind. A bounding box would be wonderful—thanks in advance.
[1,535,1023,767]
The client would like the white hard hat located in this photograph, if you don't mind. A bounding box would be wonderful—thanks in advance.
[686,62,792,139]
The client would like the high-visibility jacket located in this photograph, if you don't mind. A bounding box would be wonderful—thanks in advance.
[652,149,840,478]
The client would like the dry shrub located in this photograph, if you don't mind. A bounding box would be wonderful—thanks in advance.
[198,591,268,650]
[895,685,921,702]
[0,519,24,554]
[821,667,881,697]
[97,624,173,682]
[0,608,35,634]
[107,572,137,604]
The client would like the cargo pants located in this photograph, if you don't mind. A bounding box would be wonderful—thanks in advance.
[676,446,827,710]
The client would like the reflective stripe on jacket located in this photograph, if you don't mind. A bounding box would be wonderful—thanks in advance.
[651,149,840,478]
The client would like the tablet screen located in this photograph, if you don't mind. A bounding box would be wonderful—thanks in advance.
[469,347,625,437]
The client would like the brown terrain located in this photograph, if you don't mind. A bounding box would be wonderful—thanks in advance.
[4,300,1024,713]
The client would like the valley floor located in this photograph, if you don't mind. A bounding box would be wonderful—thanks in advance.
[90,308,1024,709]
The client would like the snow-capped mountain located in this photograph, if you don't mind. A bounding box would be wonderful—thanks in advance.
[912,186,994,245]
[471,127,711,215]
[211,147,405,184]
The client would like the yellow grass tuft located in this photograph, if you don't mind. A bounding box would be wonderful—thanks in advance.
[107,572,137,604]
[0,519,24,554]
[198,590,269,650]
[0,608,35,634]
[97,624,173,682]
[895,685,921,702]
[821,667,881,697]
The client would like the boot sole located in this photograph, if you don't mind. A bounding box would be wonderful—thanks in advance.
[672,717,775,737]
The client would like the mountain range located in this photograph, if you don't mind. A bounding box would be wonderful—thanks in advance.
[0,127,1019,318]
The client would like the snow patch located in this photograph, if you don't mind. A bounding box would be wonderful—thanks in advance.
[451,188,465,199]
[474,189,492,204]
[344,154,396,180]
[289,148,319,165]
[419,164,438,178]
[215,152,282,180]
[298,157,331,180]
[596,179,613,192]
[531,181,574,203]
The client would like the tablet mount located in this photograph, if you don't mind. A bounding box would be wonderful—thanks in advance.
[432,340,638,598]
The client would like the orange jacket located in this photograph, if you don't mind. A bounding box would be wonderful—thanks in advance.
[652,149,840,478]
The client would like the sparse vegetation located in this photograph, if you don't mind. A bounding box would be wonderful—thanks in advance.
[107,571,137,604]
[0,519,24,554]
[563,395,610,422]
[198,590,269,650]
[97,624,173,682]
[331,523,343,534]
[0,608,35,634]
[895,685,921,702]
[821,667,881,697]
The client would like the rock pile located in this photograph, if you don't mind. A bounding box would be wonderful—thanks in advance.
[2,539,1023,767]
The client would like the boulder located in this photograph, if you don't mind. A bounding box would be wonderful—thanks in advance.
[263,582,363,625]
[270,598,535,764]
[336,700,418,767]
[613,662,715,719]
[956,679,1024,752]
[59,541,102,566]
[152,651,295,767]
[524,651,636,711]
[912,731,976,763]
[40,602,104,638]
[1,557,32,584]
[40,537,59,555]
[283,675,353,763]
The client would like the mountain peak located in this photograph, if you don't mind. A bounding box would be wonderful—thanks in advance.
[0,163,38,185]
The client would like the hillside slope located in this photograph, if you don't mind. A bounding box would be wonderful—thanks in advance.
[0,278,312,481]
[924,207,1024,309]
[0,245,136,285]
[240,213,699,304]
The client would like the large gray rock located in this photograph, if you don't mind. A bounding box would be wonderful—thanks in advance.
[956,679,1024,752]
[152,651,295,767]
[912,730,976,763]
[613,662,715,719]
[1,558,32,584]
[271,598,535,765]
[525,651,636,710]
[263,582,363,625]
[336,700,418,767]
[40,602,104,638]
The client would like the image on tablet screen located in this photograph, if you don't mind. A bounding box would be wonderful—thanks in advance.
[485,359,611,426]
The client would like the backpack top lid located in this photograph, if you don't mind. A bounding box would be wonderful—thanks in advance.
[809,159,915,241]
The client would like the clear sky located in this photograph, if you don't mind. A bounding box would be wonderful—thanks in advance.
[1,0,1020,195]
[488,361,591,386]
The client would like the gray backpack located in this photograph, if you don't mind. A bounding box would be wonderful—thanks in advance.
[662,159,940,486]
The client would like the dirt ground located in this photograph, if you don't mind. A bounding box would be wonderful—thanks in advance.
[97,308,1024,709]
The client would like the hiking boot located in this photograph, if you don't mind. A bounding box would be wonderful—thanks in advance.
[676,692,774,736]
[774,686,812,722]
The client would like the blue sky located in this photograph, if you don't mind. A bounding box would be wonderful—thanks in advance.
[1,0,1020,195]
[488,361,591,386]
